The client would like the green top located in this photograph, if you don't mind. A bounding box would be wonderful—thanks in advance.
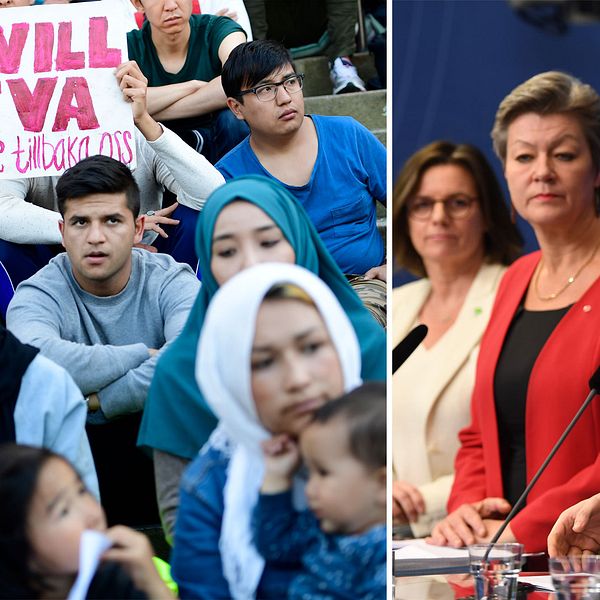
[127,14,244,127]
[138,176,386,460]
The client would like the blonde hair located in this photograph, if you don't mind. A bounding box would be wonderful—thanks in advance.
[264,282,315,306]
[491,71,600,168]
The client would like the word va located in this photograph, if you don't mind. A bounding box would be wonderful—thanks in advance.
[0,18,121,133]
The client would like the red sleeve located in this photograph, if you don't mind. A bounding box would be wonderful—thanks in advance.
[447,393,488,512]
[512,452,600,552]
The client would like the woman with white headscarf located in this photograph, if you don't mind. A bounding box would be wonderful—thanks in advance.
[170,263,362,599]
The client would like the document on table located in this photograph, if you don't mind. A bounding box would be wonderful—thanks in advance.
[518,575,554,592]
[393,538,470,576]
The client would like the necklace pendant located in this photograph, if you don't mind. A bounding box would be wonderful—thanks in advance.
[567,276,575,284]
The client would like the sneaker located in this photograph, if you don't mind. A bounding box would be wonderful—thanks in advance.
[329,56,367,95]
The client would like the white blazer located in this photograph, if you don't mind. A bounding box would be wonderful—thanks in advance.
[392,262,506,536]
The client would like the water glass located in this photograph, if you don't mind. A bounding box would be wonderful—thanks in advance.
[468,543,524,600]
[549,555,600,600]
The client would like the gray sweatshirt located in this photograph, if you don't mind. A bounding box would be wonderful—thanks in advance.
[7,249,199,419]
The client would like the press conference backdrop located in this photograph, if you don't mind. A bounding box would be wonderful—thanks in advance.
[392,0,600,286]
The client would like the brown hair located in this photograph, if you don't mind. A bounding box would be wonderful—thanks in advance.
[393,141,522,277]
[310,382,385,471]
[491,71,600,169]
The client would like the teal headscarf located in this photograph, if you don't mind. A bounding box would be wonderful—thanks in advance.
[138,175,385,459]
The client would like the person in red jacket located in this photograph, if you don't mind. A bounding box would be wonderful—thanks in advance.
[428,71,600,552]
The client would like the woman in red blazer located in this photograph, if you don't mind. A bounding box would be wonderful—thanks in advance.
[429,71,600,552]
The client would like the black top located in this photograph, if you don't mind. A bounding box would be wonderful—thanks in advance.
[0,326,39,443]
[493,303,571,508]
[86,562,148,599]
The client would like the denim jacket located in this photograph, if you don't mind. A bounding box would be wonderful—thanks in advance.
[170,444,299,599]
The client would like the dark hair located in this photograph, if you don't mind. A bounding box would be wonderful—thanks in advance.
[0,444,57,598]
[311,382,385,471]
[393,140,523,277]
[55,155,140,218]
[221,40,297,100]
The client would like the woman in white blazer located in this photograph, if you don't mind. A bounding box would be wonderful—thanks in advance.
[392,141,522,536]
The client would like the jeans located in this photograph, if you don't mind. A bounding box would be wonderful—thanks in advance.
[172,108,249,165]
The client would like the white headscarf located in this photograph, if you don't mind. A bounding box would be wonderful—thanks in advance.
[196,263,362,599]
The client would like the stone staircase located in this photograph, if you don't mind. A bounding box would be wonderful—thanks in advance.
[295,52,387,237]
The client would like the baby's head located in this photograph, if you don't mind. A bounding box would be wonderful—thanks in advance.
[300,382,386,535]
[0,444,106,598]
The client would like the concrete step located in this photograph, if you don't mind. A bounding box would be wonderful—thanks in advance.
[304,89,386,132]
[372,128,386,145]
[295,52,379,98]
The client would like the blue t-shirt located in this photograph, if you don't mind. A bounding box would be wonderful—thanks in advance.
[216,115,386,275]
[253,491,386,600]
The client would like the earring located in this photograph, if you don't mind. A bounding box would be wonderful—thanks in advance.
[510,203,517,224]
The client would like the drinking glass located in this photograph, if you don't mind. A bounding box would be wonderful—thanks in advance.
[468,543,524,600]
[549,555,600,600]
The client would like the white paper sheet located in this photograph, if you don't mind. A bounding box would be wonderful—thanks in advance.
[393,538,470,560]
[518,575,555,591]
[67,529,112,600]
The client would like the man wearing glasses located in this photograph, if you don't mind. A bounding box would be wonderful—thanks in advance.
[216,40,387,285]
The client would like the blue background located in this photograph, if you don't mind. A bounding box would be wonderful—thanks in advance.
[391,0,600,285]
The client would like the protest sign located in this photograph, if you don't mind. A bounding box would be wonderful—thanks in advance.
[0,0,135,179]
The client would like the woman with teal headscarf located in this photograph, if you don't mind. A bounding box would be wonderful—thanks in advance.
[139,175,385,540]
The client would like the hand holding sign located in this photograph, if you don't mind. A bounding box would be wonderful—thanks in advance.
[116,60,163,142]
[0,1,135,178]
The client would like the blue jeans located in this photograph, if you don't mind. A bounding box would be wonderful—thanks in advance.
[152,203,199,272]
[0,241,62,290]
[173,108,249,164]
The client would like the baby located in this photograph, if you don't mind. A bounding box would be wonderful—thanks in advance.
[253,382,386,599]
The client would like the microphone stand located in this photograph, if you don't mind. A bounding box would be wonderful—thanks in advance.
[483,368,600,562]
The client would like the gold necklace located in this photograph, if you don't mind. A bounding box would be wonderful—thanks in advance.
[534,241,600,301]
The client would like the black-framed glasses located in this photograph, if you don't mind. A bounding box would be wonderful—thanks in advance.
[407,196,477,221]
[238,73,305,102]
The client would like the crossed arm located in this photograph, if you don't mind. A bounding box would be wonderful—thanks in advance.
[145,31,246,121]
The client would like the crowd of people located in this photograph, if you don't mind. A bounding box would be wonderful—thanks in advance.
[0,1,387,598]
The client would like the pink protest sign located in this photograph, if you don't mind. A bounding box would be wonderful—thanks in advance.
[0,0,135,179]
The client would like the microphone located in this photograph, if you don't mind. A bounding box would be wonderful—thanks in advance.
[392,324,428,374]
[484,364,600,559]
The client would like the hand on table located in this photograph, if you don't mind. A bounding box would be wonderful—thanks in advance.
[392,480,425,523]
[427,497,511,547]
[548,493,600,557]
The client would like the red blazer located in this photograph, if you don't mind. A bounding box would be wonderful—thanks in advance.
[448,251,600,551]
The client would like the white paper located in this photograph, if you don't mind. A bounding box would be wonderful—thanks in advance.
[67,529,112,600]
[0,1,136,179]
[518,575,555,592]
[393,538,470,560]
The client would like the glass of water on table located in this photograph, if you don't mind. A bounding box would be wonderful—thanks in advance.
[549,555,600,600]
[468,543,524,600]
